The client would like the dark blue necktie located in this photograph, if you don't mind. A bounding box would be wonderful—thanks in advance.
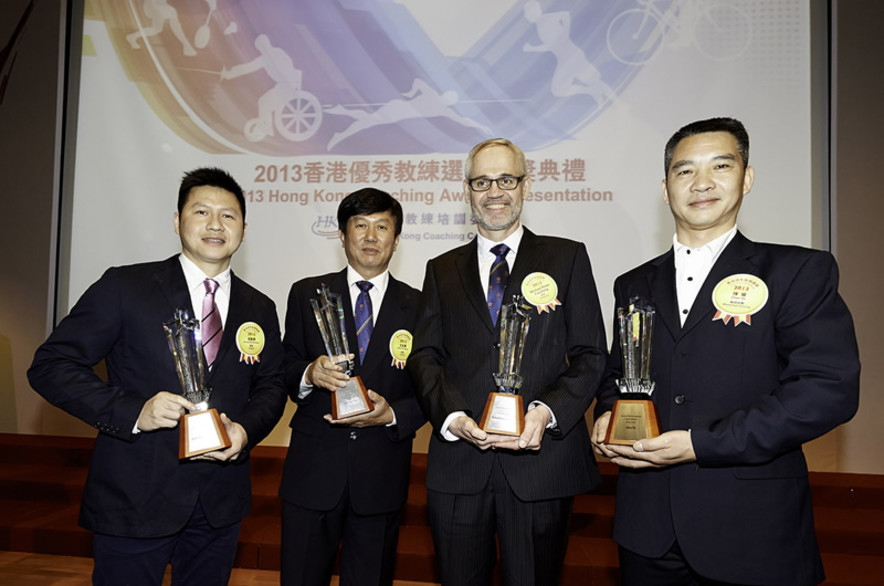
[355,280,374,363]
[487,244,510,326]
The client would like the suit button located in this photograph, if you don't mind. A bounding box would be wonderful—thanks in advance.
[674,395,685,405]
[349,431,357,440]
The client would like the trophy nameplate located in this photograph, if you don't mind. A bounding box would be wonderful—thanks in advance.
[604,397,661,445]
[164,309,232,459]
[330,375,373,420]
[311,284,374,420]
[479,393,525,436]
[480,297,531,437]
[604,299,662,446]
[179,408,232,458]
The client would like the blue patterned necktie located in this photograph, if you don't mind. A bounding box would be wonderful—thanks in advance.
[355,280,374,364]
[487,244,510,326]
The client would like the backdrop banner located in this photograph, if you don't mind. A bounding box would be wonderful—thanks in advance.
[69,0,813,337]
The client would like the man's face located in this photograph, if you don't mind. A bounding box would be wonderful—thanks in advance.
[465,145,531,241]
[174,185,246,276]
[663,131,754,246]
[340,210,400,280]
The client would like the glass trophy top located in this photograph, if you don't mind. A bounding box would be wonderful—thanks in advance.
[493,296,533,394]
[310,283,355,375]
[163,308,212,409]
[616,297,655,395]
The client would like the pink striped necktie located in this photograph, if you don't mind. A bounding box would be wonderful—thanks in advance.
[202,278,222,368]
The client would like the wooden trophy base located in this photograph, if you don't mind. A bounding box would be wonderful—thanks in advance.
[479,393,525,437]
[604,398,661,446]
[179,408,232,459]
[331,376,374,420]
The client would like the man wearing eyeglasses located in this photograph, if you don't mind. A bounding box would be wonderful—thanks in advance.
[408,138,607,584]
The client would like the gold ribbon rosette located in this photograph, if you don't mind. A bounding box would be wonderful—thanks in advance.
[389,329,413,369]
[520,272,562,313]
[711,274,769,326]
[236,322,265,364]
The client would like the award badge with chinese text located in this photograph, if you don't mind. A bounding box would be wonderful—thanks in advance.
[521,272,562,313]
[389,329,412,369]
[236,322,264,364]
[712,274,769,326]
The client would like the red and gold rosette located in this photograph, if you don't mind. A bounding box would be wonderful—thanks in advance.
[236,322,265,364]
[389,329,413,369]
[521,272,561,313]
[711,274,769,326]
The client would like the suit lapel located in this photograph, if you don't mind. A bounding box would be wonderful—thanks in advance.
[646,250,681,341]
[455,239,496,332]
[360,276,407,379]
[680,232,759,337]
[153,256,193,318]
[211,272,248,376]
[506,228,544,303]
[324,270,359,369]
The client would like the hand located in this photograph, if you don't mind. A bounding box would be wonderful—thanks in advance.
[324,390,394,427]
[191,413,248,462]
[136,391,195,432]
[603,430,696,469]
[490,405,550,451]
[448,415,511,450]
[591,411,618,459]
[305,355,352,392]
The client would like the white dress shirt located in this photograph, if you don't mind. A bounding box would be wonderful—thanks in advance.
[179,253,232,327]
[673,227,737,326]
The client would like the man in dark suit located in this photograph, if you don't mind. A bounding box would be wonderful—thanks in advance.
[28,167,287,586]
[408,138,607,585]
[592,117,860,585]
[278,188,424,586]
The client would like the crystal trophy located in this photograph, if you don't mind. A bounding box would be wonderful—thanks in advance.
[479,297,531,436]
[310,284,373,419]
[164,309,231,458]
[604,298,662,445]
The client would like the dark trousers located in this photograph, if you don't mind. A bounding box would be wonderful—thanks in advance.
[280,489,402,586]
[427,456,573,586]
[91,500,241,586]
[619,542,762,586]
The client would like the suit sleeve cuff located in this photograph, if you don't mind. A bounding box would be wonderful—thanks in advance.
[440,411,466,441]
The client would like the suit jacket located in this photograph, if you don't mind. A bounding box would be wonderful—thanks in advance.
[408,228,607,501]
[278,269,424,515]
[595,232,860,585]
[28,256,286,537]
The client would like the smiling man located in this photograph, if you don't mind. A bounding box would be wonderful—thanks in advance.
[28,167,287,585]
[408,138,607,584]
[278,188,424,586]
[591,118,860,585]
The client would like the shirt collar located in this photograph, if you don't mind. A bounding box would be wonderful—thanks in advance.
[477,224,524,257]
[178,254,232,296]
[346,265,389,297]
[673,226,737,258]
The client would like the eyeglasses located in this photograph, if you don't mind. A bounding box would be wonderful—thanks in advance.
[467,175,525,192]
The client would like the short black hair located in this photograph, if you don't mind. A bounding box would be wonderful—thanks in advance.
[664,117,749,175]
[337,188,403,236]
[178,167,246,221]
